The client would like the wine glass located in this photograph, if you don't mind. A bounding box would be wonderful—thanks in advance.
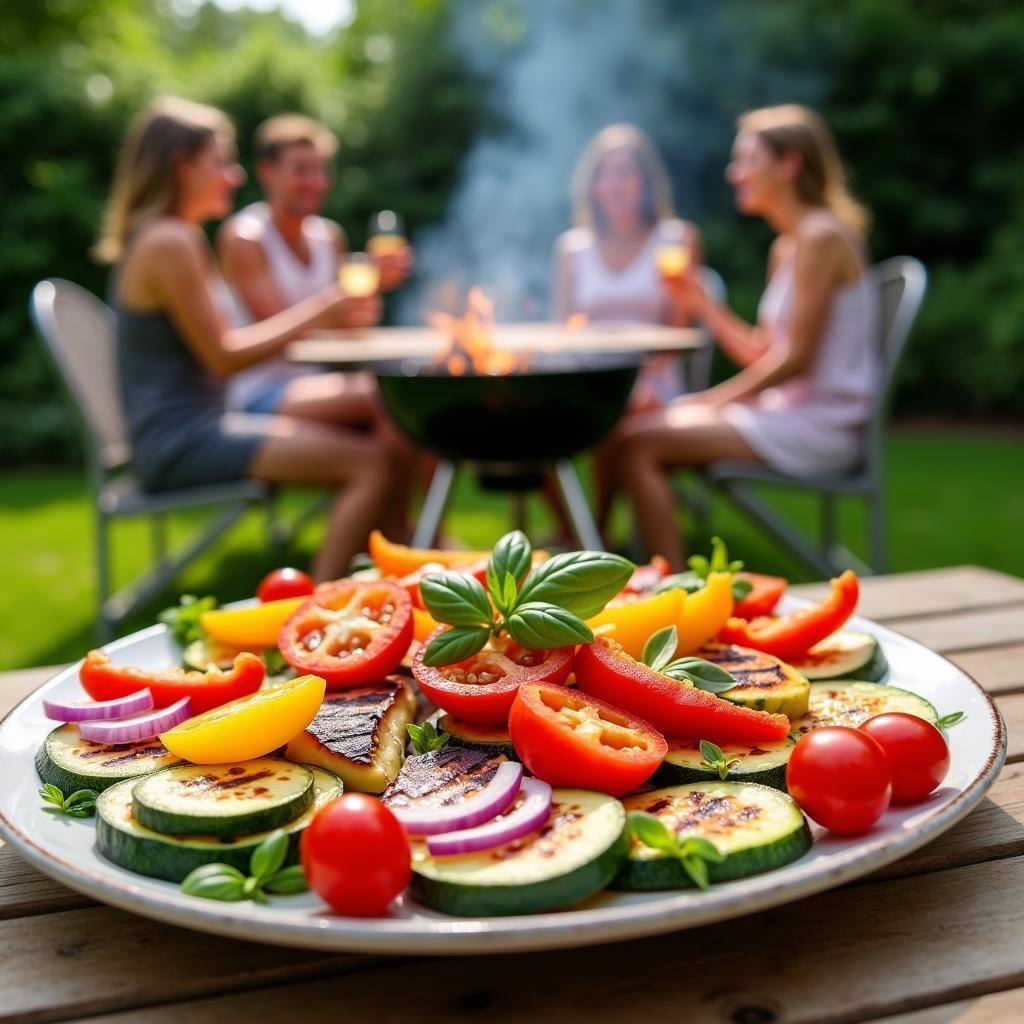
[367,210,407,258]
[655,223,691,282]
[339,252,381,297]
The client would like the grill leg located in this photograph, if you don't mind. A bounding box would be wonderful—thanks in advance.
[413,459,457,549]
[553,459,603,551]
[96,509,113,643]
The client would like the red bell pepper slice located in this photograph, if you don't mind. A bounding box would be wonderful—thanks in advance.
[718,570,859,662]
[732,572,788,620]
[80,650,265,714]
[574,637,791,744]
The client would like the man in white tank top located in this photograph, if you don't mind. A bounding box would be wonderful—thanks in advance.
[217,114,411,420]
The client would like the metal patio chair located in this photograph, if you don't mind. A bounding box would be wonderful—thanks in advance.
[30,279,279,640]
[700,256,927,576]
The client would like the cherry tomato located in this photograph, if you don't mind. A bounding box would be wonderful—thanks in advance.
[787,727,892,835]
[279,579,413,688]
[859,713,950,802]
[412,629,573,724]
[257,568,315,603]
[301,795,411,917]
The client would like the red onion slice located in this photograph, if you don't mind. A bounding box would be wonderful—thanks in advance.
[426,778,553,856]
[78,697,191,744]
[391,760,523,835]
[43,689,153,723]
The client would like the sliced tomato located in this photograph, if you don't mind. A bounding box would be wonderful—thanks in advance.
[508,682,666,796]
[574,637,791,744]
[279,579,413,688]
[412,628,572,724]
[719,570,858,662]
[732,572,788,620]
[396,558,489,610]
[79,650,265,714]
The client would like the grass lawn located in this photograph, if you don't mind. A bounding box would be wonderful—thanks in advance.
[2,425,1022,671]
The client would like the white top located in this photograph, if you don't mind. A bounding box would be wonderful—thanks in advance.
[561,221,685,403]
[722,249,880,477]
[225,202,338,411]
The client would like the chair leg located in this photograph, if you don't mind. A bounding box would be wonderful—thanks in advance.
[553,459,603,551]
[869,488,887,574]
[151,512,168,567]
[821,492,838,562]
[96,511,114,643]
[412,460,457,549]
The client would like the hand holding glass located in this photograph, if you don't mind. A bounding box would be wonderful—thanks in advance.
[339,253,381,297]
[367,210,408,258]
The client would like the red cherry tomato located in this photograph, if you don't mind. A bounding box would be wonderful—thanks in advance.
[787,727,892,835]
[859,713,950,803]
[300,794,411,917]
[257,568,315,603]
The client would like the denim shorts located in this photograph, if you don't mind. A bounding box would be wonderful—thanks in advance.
[242,379,291,415]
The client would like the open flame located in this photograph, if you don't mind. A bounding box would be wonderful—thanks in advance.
[426,287,525,376]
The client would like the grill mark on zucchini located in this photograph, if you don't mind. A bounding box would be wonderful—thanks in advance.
[75,742,171,765]
[383,747,503,809]
[488,804,584,863]
[306,685,405,765]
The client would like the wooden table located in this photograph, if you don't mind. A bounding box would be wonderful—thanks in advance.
[3,565,1023,1024]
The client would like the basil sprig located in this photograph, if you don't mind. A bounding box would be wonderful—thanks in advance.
[639,625,738,694]
[936,711,966,729]
[180,830,308,904]
[158,594,217,646]
[39,783,97,818]
[699,740,741,781]
[420,531,633,667]
[627,811,724,890]
[655,537,752,602]
[407,720,450,754]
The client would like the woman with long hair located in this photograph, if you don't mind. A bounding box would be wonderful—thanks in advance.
[97,96,404,580]
[610,104,879,569]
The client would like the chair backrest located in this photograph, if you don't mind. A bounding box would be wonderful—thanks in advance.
[688,266,727,393]
[864,256,928,478]
[30,279,131,475]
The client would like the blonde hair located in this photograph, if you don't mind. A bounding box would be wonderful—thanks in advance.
[255,113,338,163]
[738,104,869,235]
[94,96,234,264]
[572,123,675,234]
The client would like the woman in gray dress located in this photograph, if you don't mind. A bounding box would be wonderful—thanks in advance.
[95,97,403,580]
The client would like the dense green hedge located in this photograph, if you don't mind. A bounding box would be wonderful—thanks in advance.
[1,0,1021,466]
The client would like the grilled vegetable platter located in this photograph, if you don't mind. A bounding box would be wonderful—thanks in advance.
[0,532,1005,954]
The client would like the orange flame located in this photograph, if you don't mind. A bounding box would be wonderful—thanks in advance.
[427,287,528,376]
[565,313,589,332]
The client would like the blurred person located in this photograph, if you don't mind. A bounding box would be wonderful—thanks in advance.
[95,97,405,580]
[609,104,879,568]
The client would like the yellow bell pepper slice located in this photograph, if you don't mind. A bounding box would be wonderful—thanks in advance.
[200,596,306,649]
[674,571,735,655]
[413,607,440,644]
[160,674,326,763]
[587,588,686,661]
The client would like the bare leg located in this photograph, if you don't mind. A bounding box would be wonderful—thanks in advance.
[276,371,377,427]
[617,404,759,569]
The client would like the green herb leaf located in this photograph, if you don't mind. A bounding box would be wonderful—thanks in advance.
[181,863,247,902]
[936,711,966,728]
[517,551,634,619]
[662,657,737,693]
[506,602,594,649]
[263,648,290,677]
[641,625,679,672]
[158,594,217,647]
[39,784,97,818]
[681,854,711,890]
[250,830,289,882]
[500,572,520,616]
[422,625,490,667]
[627,811,677,851]
[654,571,705,595]
[731,577,754,601]
[419,572,493,627]
[39,784,64,808]
[407,721,450,754]
[262,865,309,895]
[486,531,532,610]
[680,835,726,863]
[687,554,709,577]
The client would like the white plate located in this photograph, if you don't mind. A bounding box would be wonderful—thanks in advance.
[0,601,1006,955]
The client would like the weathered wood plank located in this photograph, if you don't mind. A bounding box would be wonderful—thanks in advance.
[1,666,58,712]
[951,644,1024,695]
[870,986,1024,1022]
[791,566,1024,623]
[997,693,1024,763]
[70,856,1024,1024]
[885,606,1024,656]
[0,845,94,920]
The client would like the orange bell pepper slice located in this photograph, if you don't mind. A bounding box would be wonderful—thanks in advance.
[369,531,491,578]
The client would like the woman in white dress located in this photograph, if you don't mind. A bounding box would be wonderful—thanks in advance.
[610,105,879,569]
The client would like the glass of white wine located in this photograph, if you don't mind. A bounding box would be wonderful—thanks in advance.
[339,252,381,297]
[367,210,408,258]
[655,223,691,282]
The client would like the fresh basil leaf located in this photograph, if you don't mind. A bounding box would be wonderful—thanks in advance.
[63,789,98,815]
[681,854,711,890]
[655,571,705,595]
[680,835,725,863]
[699,739,724,765]
[486,530,532,608]
[263,865,309,895]
[732,578,754,601]
[517,551,634,619]
[250,830,289,882]
[407,721,449,754]
[159,594,217,647]
[641,625,678,672]
[937,711,966,728]
[263,648,290,676]
[39,784,64,807]
[627,811,676,851]
[181,863,247,902]
[506,602,594,649]
[422,625,490,667]
[663,657,737,693]
[420,571,493,627]
[500,572,519,616]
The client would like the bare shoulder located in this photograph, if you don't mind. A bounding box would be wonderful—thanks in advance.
[795,211,860,258]
[133,219,206,265]
[554,226,591,257]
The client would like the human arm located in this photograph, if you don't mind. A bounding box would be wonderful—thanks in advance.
[664,220,704,327]
[551,232,577,322]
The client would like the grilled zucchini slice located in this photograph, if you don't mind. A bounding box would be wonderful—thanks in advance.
[791,680,938,736]
[382,746,505,812]
[410,788,628,916]
[788,631,888,682]
[652,736,795,791]
[181,638,241,672]
[284,677,416,793]
[36,724,182,793]
[616,782,810,890]
[700,643,810,718]
[96,765,342,883]
[132,759,314,837]
[437,714,517,760]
